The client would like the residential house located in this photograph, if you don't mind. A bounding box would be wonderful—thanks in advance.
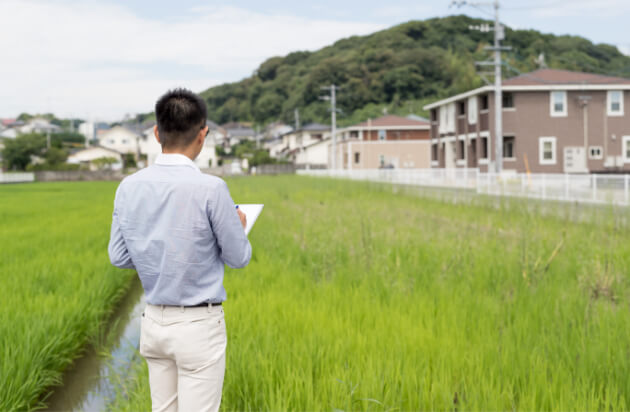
[1,119,23,129]
[221,122,256,148]
[18,118,61,134]
[264,122,293,140]
[335,115,431,169]
[295,137,331,169]
[98,125,142,155]
[274,123,330,162]
[67,146,123,170]
[424,69,630,173]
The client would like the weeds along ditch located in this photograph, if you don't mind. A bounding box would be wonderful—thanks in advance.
[0,182,135,411]
[109,175,630,411]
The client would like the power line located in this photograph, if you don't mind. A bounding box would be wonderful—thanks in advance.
[451,0,509,174]
[320,85,341,170]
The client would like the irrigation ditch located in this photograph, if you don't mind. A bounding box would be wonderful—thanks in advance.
[43,277,145,411]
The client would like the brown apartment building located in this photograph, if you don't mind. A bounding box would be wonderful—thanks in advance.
[335,115,431,169]
[424,69,630,173]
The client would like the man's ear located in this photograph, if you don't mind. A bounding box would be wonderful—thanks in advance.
[198,127,207,145]
[154,125,161,144]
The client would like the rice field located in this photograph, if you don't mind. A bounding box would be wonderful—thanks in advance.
[2,176,630,411]
[109,176,630,411]
[0,182,135,411]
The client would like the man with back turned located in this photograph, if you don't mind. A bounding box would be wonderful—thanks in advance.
[108,88,251,412]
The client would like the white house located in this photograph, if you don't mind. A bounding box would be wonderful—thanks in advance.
[18,118,61,134]
[295,137,330,169]
[98,126,141,154]
[273,123,331,161]
[78,121,95,144]
[67,146,123,170]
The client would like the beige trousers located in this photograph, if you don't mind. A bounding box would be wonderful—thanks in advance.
[140,303,227,412]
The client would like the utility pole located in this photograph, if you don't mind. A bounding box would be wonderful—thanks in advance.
[452,0,510,173]
[320,84,341,169]
[294,108,300,130]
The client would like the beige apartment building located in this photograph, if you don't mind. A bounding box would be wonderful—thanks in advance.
[424,69,630,173]
[335,115,431,169]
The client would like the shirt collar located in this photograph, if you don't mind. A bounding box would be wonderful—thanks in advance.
[155,153,201,173]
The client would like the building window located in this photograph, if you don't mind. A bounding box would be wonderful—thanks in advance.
[432,143,438,161]
[502,92,514,108]
[458,101,465,115]
[431,109,437,122]
[447,103,456,132]
[588,146,603,160]
[354,152,360,164]
[550,91,567,117]
[458,140,465,160]
[480,94,489,111]
[468,96,477,124]
[481,137,488,159]
[350,131,359,138]
[607,91,624,116]
[539,137,557,165]
[623,136,630,163]
[378,130,386,140]
[503,136,515,159]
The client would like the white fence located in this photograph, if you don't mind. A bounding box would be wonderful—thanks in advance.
[298,168,630,206]
[478,172,630,206]
[297,168,479,189]
[0,172,35,183]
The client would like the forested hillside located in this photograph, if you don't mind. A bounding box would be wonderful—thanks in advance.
[200,15,630,127]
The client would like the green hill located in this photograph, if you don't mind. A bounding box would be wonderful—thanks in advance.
[200,15,630,127]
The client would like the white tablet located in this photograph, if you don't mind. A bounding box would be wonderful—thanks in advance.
[236,204,264,235]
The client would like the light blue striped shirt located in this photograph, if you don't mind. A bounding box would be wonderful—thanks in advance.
[108,153,252,305]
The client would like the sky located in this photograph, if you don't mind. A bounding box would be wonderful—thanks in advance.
[1,0,629,122]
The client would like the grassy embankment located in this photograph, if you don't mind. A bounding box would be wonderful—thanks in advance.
[0,182,135,411]
[110,175,630,411]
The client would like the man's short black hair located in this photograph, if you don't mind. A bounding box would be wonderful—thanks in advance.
[155,88,208,149]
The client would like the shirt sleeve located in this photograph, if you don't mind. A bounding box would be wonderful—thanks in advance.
[208,180,252,269]
[108,183,136,269]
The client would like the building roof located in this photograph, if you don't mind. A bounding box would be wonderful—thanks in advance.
[68,145,123,157]
[424,69,630,110]
[227,127,255,137]
[503,69,630,86]
[301,122,329,131]
[350,115,430,129]
[280,123,330,137]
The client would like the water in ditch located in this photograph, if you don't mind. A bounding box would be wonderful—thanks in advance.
[44,276,145,411]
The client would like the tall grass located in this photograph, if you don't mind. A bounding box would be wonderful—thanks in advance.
[0,182,135,411]
[110,175,630,410]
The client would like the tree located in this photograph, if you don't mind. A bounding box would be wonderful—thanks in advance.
[1,133,46,171]
[44,147,68,165]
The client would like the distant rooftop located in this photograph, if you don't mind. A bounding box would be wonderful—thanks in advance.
[351,115,430,129]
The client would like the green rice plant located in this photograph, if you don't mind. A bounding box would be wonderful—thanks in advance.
[107,176,630,411]
[0,182,135,411]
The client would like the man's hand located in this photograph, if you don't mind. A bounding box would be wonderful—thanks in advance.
[237,208,247,229]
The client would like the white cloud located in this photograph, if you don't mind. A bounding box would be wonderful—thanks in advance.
[0,1,384,121]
